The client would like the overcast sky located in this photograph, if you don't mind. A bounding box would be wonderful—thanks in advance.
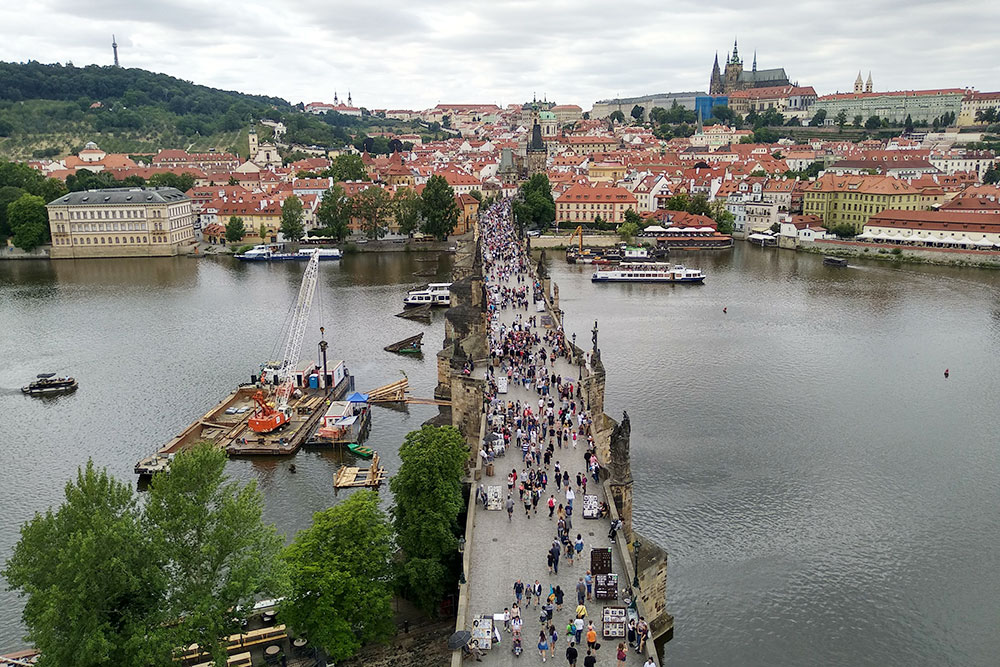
[3,0,998,110]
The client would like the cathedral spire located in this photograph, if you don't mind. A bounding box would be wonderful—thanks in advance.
[732,38,740,64]
[865,72,873,93]
[854,72,864,94]
[710,52,723,95]
[752,50,757,72]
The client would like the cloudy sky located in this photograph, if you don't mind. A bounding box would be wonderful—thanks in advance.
[2,0,998,110]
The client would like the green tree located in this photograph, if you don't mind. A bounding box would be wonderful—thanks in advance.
[715,209,735,235]
[904,114,914,134]
[513,173,556,232]
[147,172,196,192]
[809,109,827,127]
[828,223,857,238]
[354,186,393,239]
[648,106,668,125]
[852,114,864,128]
[630,105,645,121]
[623,209,643,227]
[712,105,738,127]
[7,192,49,250]
[258,223,269,242]
[687,193,712,217]
[835,110,848,132]
[224,215,246,243]
[865,115,881,130]
[982,164,999,185]
[753,127,779,143]
[3,462,169,667]
[145,443,286,665]
[609,110,625,124]
[420,174,459,240]
[468,189,482,202]
[618,221,638,242]
[0,185,26,237]
[664,193,690,212]
[280,194,305,241]
[315,184,352,241]
[323,153,368,182]
[281,491,395,662]
[393,187,423,236]
[390,426,467,613]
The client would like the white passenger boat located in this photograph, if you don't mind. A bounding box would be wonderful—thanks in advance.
[403,282,452,307]
[235,244,342,261]
[591,263,706,283]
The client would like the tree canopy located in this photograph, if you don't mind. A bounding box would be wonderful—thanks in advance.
[225,215,246,243]
[394,187,423,236]
[512,173,555,231]
[2,462,170,667]
[420,174,459,240]
[354,186,393,239]
[322,153,368,182]
[7,192,49,250]
[390,425,467,613]
[280,194,305,241]
[315,184,352,241]
[281,491,396,662]
[145,443,287,664]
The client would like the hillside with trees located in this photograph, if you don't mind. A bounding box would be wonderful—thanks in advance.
[0,61,425,160]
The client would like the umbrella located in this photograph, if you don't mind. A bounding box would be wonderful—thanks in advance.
[448,630,472,649]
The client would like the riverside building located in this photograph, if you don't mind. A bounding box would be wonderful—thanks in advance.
[46,187,195,258]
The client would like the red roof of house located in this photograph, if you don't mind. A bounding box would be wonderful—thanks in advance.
[557,184,637,204]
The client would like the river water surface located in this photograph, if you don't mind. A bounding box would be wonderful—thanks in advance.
[2,246,999,665]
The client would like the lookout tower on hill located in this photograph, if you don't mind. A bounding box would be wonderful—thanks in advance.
[112,35,119,67]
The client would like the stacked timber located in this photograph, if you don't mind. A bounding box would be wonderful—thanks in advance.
[367,377,409,403]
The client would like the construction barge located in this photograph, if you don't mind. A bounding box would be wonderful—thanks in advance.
[134,360,352,477]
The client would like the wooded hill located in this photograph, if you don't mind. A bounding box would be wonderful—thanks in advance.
[0,61,418,159]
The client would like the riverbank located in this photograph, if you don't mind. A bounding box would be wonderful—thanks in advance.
[798,238,1000,268]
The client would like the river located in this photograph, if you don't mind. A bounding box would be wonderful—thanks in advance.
[2,245,999,665]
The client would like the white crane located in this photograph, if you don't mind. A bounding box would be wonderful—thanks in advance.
[249,252,321,433]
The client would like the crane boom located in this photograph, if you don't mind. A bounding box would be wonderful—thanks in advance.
[249,252,321,433]
[275,252,320,413]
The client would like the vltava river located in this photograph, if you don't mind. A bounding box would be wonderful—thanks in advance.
[2,245,999,665]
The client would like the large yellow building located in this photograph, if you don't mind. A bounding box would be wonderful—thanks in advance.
[46,187,195,258]
[556,184,638,225]
[802,174,922,232]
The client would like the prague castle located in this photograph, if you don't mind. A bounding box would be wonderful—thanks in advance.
[710,39,791,95]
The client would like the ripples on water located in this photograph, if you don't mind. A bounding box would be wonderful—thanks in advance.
[550,246,1000,666]
[2,247,1000,664]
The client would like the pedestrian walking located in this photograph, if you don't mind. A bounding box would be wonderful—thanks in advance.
[585,571,593,601]
[534,580,543,608]
[548,494,556,518]
[586,624,598,650]
[503,607,511,632]
[565,641,579,666]
[538,630,549,662]
[627,619,637,648]
[575,534,584,561]
[583,649,596,667]
[554,585,565,611]
[549,624,558,658]
[616,642,628,666]
[514,579,525,605]
[576,578,586,605]
[574,617,585,644]
[506,495,515,521]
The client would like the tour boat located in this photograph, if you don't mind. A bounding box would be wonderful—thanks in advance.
[235,245,342,261]
[22,373,78,396]
[591,263,706,284]
[403,282,452,307]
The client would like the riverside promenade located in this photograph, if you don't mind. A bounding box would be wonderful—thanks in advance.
[440,203,669,666]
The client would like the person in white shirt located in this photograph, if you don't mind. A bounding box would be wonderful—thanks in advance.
[566,486,575,506]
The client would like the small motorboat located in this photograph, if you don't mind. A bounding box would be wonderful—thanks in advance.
[22,373,78,396]
[347,443,374,459]
[823,256,848,267]
[384,333,423,355]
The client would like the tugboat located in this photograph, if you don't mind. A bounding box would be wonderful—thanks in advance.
[22,373,78,396]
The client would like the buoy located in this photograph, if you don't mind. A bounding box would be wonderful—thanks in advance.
[723,307,727,314]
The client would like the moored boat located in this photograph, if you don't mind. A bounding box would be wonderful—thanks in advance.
[591,263,706,283]
[403,282,452,307]
[22,374,78,396]
[236,244,342,261]
[347,443,374,458]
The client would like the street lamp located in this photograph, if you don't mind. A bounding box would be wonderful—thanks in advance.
[632,539,642,588]
[458,536,466,554]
